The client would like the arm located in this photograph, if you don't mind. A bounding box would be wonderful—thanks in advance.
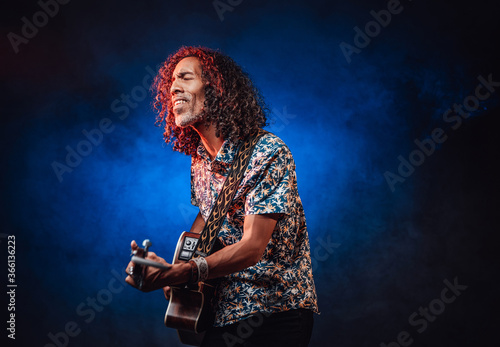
[204,213,279,279]
[189,211,205,234]
[125,213,279,291]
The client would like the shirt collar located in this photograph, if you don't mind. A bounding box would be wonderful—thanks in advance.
[196,138,241,173]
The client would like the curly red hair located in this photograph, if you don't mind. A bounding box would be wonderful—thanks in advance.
[152,46,268,156]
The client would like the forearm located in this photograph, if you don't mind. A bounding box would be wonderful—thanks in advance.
[160,237,260,286]
[189,211,205,233]
[205,238,263,279]
[204,214,279,280]
[158,214,277,287]
[158,262,192,287]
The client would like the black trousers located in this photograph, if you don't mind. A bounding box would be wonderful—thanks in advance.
[201,309,314,347]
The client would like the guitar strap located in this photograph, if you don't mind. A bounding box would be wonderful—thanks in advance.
[193,128,268,258]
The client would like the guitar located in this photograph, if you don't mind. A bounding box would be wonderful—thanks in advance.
[164,231,222,346]
[131,234,219,346]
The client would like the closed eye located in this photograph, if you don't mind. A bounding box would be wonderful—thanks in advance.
[173,71,195,82]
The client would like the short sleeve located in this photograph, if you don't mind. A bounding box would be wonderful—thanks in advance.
[244,144,296,216]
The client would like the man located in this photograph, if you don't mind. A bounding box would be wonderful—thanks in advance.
[125,46,319,346]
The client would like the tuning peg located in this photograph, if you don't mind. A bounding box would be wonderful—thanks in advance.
[142,239,152,253]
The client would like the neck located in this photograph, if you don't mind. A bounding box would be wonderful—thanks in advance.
[192,123,224,160]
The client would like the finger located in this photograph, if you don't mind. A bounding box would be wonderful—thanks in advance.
[145,252,167,264]
[125,275,136,287]
[125,260,135,274]
[163,286,171,300]
[130,240,144,257]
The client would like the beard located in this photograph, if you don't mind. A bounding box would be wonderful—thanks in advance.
[174,109,204,128]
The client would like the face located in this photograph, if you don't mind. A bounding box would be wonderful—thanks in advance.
[170,57,206,128]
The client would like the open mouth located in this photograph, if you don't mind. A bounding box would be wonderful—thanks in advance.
[174,99,188,107]
[173,99,189,113]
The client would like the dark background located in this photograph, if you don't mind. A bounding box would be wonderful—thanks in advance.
[1,0,499,346]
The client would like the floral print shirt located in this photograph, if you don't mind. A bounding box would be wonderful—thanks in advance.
[190,131,319,327]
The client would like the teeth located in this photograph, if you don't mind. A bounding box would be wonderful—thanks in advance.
[174,100,187,106]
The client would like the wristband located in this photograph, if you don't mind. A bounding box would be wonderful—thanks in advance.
[191,256,209,282]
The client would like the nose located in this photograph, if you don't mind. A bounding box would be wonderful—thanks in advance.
[170,78,182,95]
